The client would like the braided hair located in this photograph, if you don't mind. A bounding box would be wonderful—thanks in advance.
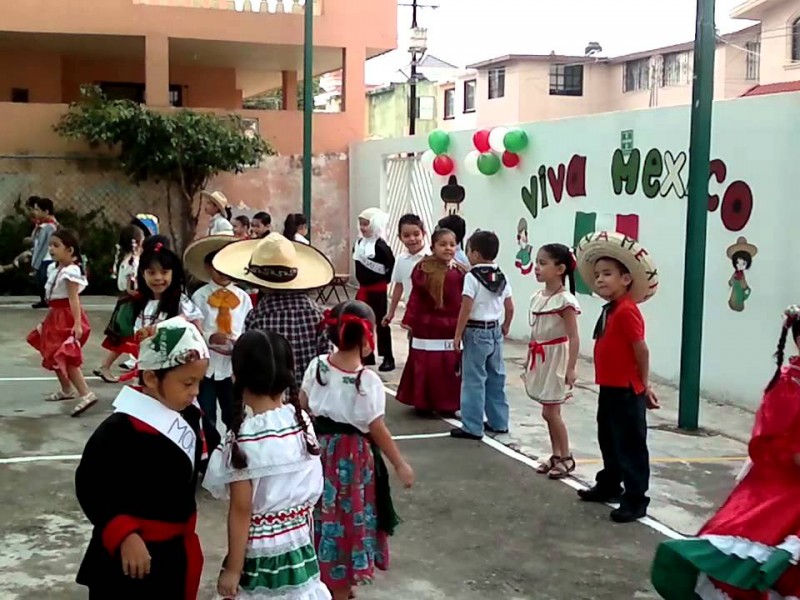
[765,306,800,393]
[230,330,319,469]
[539,243,577,295]
[316,300,376,394]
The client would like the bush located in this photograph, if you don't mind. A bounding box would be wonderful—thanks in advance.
[0,198,119,296]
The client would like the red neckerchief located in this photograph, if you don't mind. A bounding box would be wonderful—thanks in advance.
[733,271,745,281]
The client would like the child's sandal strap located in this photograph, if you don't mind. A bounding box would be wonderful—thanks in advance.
[536,455,560,474]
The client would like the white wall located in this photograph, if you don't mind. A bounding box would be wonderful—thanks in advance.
[350,93,800,409]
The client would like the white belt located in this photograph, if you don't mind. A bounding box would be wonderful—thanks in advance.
[411,338,458,351]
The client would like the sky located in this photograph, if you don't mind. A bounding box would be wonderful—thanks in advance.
[366,0,754,83]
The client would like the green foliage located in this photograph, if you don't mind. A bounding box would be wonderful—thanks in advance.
[243,77,323,110]
[0,198,120,296]
[54,86,275,251]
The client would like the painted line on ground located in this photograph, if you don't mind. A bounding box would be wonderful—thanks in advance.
[0,454,82,465]
[393,432,451,441]
[0,304,115,310]
[578,456,747,465]
[383,384,685,541]
[0,376,103,382]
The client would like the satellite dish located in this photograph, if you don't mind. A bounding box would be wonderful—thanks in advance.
[585,41,603,56]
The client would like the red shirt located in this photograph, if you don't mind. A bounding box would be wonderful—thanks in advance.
[594,295,646,393]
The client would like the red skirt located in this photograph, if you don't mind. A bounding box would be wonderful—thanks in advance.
[101,335,138,356]
[396,341,461,413]
[28,299,91,372]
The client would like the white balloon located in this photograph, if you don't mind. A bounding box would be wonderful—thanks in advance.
[489,127,508,153]
[464,150,480,175]
[420,149,436,170]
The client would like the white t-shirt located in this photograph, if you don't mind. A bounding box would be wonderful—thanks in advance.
[208,214,234,236]
[391,248,430,301]
[45,264,88,300]
[462,264,513,321]
[134,294,203,332]
[301,355,385,433]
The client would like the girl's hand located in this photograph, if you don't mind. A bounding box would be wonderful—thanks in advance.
[209,333,231,346]
[395,461,415,488]
[645,387,660,410]
[72,325,83,341]
[120,533,151,579]
[453,335,462,353]
[565,368,577,387]
[217,567,241,598]
[381,311,394,327]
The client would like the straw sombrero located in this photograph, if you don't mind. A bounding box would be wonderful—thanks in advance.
[576,231,659,303]
[212,233,334,291]
[201,190,230,214]
[183,235,239,283]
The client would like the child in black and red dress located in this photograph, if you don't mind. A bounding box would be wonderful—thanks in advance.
[353,208,395,372]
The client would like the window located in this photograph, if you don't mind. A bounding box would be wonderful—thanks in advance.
[99,82,184,107]
[661,51,692,86]
[463,79,476,112]
[746,41,760,81]
[417,96,435,120]
[443,88,455,119]
[623,58,650,92]
[169,85,184,107]
[11,88,29,103]
[549,64,584,96]
[488,67,505,99]
[793,18,800,61]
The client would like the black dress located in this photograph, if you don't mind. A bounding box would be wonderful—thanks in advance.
[354,238,395,362]
[75,399,204,600]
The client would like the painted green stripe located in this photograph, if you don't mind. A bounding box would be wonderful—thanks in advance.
[240,544,321,591]
[573,211,596,295]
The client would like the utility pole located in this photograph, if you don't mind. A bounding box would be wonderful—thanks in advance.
[409,0,419,136]
[302,0,314,230]
[678,0,716,430]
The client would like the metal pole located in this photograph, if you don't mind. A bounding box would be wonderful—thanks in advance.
[408,0,418,135]
[678,0,716,430]
[302,0,314,228]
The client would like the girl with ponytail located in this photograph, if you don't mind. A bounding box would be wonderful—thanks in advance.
[204,330,329,600]
[301,300,414,600]
[651,306,800,599]
[523,243,581,480]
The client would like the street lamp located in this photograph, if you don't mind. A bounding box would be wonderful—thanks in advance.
[408,12,428,135]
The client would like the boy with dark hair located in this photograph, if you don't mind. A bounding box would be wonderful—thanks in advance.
[26,196,58,309]
[452,230,514,440]
[250,212,272,239]
[574,230,660,524]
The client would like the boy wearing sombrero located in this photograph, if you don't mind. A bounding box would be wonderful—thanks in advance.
[575,231,660,524]
[184,235,252,455]
[212,233,335,389]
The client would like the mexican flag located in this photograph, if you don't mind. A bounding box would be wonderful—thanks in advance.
[573,212,640,295]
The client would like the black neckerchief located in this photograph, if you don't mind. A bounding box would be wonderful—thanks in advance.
[471,265,507,294]
[593,301,617,340]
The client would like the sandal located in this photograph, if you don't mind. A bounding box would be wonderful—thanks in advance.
[536,455,560,474]
[93,368,119,384]
[46,390,75,402]
[71,393,98,417]
[548,455,576,480]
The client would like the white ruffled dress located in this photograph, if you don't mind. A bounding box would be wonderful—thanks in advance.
[203,405,330,600]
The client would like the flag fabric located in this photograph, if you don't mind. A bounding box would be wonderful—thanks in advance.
[573,212,641,295]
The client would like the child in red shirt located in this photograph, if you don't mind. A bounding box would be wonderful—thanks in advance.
[575,231,660,523]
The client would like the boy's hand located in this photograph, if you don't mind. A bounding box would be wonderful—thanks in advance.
[565,367,577,387]
[217,567,241,598]
[501,323,510,337]
[381,311,394,327]
[645,387,660,409]
[120,533,151,579]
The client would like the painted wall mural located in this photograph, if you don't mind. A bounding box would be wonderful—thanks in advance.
[726,236,758,312]
[440,175,465,215]
[572,212,640,295]
[514,218,533,275]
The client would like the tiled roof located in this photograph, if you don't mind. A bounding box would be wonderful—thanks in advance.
[742,81,800,96]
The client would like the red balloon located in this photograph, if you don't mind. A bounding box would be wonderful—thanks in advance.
[473,129,492,153]
[433,154,455,176]
[502,151,521,168]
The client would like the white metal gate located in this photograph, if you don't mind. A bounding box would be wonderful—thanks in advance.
[383,153,437,258]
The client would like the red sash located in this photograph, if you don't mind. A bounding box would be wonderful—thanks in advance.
[137,514,203,600]
[356,282,388,302]
[528,337,569,371]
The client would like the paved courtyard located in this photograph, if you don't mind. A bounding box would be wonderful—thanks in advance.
[0,297,753,599]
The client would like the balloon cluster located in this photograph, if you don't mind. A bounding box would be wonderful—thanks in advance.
[421,130,454,176]
[465,127,529,176]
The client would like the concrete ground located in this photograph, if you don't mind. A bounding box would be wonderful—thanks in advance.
[0,296,754,599]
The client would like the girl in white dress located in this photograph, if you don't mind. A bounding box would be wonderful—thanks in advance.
[524,243,581,480]
[204,330,330,600]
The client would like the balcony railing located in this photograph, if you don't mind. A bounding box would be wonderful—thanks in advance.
[132,0,321,15]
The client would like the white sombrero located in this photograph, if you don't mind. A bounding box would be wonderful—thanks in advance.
[212,233,334,291]
[575,231,659,303]
[201,190,230,214]
[183,235,239,283]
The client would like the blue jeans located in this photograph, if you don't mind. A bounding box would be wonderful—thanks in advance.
[35,260,52,303]
[197,376,233,454]
[460,326,509,436]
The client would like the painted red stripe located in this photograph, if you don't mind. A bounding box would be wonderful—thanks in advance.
[238,429,303,444]
[615,214,640,240]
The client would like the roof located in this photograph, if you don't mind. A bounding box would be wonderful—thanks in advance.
[418,54,458,69]
[467,54,594,70]
[741,81,800,96]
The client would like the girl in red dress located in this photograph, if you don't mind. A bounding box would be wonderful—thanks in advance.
[27,228,96,416]
[651,304,800,600]
[396,227,464,416]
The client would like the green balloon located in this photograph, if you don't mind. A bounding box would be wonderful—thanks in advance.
[428,130,450,155]
[504,129,529,153]
[477,152,501,176]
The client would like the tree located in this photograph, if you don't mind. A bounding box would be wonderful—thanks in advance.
[243,77,323,110]
[55,85,274,251]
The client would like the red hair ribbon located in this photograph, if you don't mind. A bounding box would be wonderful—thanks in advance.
[154,242,163,253]
[319,310,375,351]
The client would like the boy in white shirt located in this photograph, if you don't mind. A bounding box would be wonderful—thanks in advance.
[452,231,515,440]
[383,213,430,327]
[184,236,253,454]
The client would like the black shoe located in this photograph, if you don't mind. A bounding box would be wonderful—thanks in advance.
[610,504,647,523]
[378,358,395,372]
[577,486,622,504]
[31,301,47,309]
[364,354,376,366]
[484,422,509,434]
[450,427,483,440]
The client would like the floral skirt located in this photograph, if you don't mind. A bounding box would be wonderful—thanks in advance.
[314,433,389,589]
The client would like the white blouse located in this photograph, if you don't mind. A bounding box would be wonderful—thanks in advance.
[301,355,385,433]
[294,233,310,245]
[134,294,203,332]
[207,214,234,236]
[116,254,138,293]
[45,264,88,300]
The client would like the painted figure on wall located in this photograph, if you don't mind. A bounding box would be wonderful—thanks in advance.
[726,236,757,312]
[514,218,533,275]
[441,175,465,216]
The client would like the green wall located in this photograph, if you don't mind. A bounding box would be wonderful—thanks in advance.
[366,81,438,139]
